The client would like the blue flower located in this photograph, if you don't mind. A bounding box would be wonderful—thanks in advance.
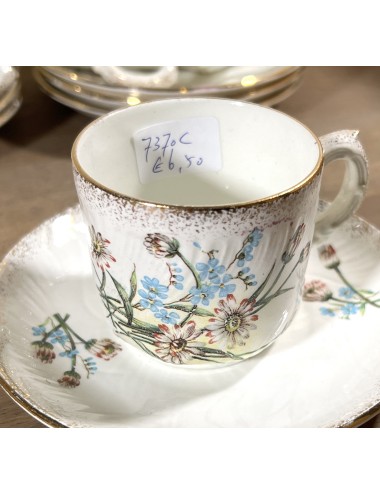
[32,325,46,336]
[196,259,225,282]
[216,274,236,298]
[238,267,250,275]
[193,242,202,249]
[320,307,336,317]
[155,309,180,325]
[84,357,98,374]
[173,280,184,290]
[247,227,263,247]
[237,247,254,267]
[138,290,164,312]
[141,276,168,300]
[49,329,69,344]
[340,303,358,316]
[59,349,79,358]
[338,286,355,299]
[189,285,219,306]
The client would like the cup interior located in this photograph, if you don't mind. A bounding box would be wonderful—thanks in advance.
[72,98,321,207]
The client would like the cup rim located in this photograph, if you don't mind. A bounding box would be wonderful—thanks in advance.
[71,97,324,210]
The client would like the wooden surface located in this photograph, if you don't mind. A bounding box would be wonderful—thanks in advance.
[0,66,379,428]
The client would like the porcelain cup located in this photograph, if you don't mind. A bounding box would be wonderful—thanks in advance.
[72,98,368,367]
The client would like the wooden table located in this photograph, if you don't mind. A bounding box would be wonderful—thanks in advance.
[0,67,379,427]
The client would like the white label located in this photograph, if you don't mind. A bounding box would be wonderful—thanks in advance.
[132,117,222,184]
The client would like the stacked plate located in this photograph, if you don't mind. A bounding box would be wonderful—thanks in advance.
[0,66,22,128]
[34,66,304,118]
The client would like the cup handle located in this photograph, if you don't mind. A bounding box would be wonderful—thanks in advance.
[314,130,368,240]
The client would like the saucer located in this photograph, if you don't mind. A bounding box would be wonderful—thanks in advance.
[33,66,304,117]
[1,205,380,427]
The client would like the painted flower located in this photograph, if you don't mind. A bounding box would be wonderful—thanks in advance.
[302,280,333,302]
[154,309,181,325]
[32,325,46,336]
[85,338,123,360]
[196,258,225,282]
[338,286,355,299]
[138,289,165,312]
[318,244,340,269]
[205,294,258,350]
[320,307,336,317]
[245,227,263,247]
[144,233,180,258]
[153,321,203,364]
[215,274,236,297]
[236,247,254,267]
[58,370,81,388]
[49,329,69,345]
[59,349,79,358]
[141,276,168,300]
[282,223,306,264]
[168,263,184,290]
[89,225,116,271]
[189,284,219,306]
[32,341,56,363]
[340,303,358,316]
[299,242,311,263]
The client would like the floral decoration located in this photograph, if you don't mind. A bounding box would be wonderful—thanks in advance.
[31,314,122,387]
[90,222,311,365]
[303,244,379,319]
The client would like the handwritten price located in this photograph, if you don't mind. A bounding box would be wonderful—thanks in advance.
[141,131,204,174]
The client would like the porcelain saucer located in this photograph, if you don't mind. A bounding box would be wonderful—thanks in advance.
[1,205,380,427]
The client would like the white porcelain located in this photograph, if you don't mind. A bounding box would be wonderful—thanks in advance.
[0,67,22,127]
[92,66,179,88]
[45,66,299,92]
[72,99,368,366]
[34,67,304,117]
[1,206,380,427]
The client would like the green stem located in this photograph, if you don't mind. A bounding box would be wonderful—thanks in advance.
[41,314,70,342]
[177,251,202,288]
[179,305,198,327]
[256,263,287,305]
[276,260,300,293]
[330,296,365,305]
[334,267,380,308]
[53,314,87,345]
[53,314,78,371]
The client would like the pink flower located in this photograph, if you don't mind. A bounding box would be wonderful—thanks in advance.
[153,321,202,364]
[144,233,179,259]
[282,223,306,264]
[32,341,56,363]
[318,244,340,269]
[302,280,333,302]
[85,338,122,360]
[58,370,81,388]
[205,294,258,350]
[89,225,116,271]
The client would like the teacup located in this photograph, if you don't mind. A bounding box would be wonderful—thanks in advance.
[72,98,368,367]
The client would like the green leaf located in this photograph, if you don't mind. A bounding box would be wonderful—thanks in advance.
[359,303,366,316]
[99,270,106,292]
[165,303,214,317]
[192,307,215,317]
[131,318,159,333]
[129,265,137,302]
[108,273,133,324]
[255,287,293,308]
[250,261,276,301]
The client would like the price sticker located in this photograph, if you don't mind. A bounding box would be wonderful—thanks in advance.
[132,116,222,184]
